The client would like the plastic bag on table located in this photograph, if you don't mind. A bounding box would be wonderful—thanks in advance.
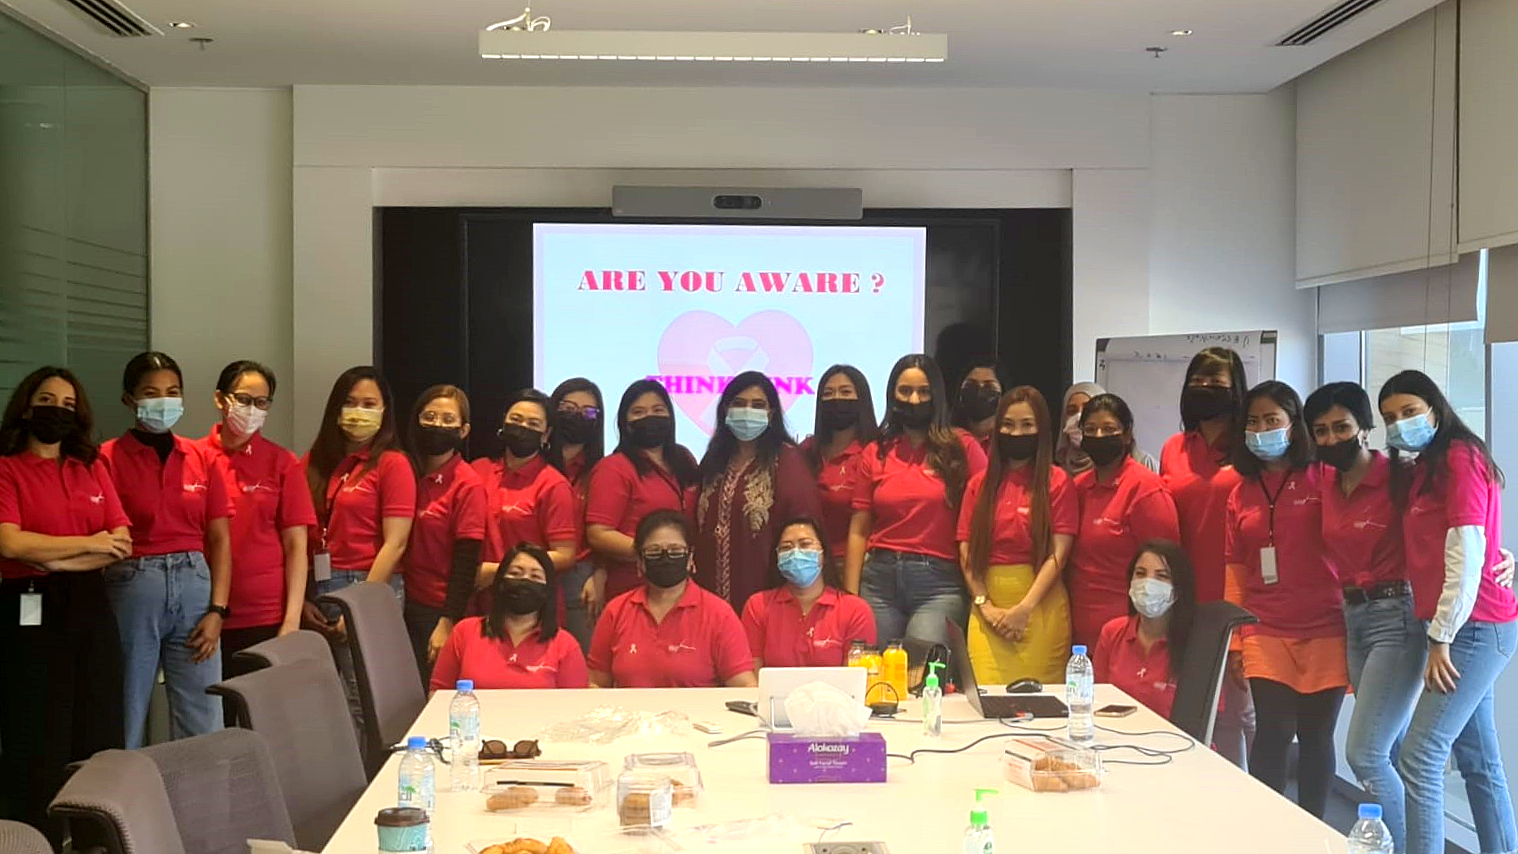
[537,706,692,745]
[783,682,870,737]
[665,814,854,848]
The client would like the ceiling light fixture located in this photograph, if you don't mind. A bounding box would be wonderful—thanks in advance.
[1169,29,1193,36]
[168,21,195,29]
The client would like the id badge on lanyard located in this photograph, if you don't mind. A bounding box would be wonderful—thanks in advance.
[1258,475,1288,586]
[315,468,353,583]
[19,581,41,626]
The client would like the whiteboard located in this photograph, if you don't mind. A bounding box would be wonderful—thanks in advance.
[1094,330,1278,459]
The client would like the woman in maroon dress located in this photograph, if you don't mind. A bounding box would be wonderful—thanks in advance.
[692,371,820,610]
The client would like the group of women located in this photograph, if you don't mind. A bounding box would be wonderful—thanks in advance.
[0,345,1512,854]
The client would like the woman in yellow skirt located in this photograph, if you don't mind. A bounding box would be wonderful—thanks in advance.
[956,386,1079,685]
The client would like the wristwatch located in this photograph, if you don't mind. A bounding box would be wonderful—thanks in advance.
[972,594,988,607]
[207,604,232,619]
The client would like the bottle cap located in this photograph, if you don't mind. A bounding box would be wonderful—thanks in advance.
[1358,803,1383,821]
[970,788,997,827]
[1072,645,1088,656]
[456,679,474,692]
[407,735,428,750]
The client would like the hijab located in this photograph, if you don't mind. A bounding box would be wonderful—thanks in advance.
[1054,382,1106,475]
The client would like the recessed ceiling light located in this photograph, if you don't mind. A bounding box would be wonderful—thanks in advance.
[168,21,196,29]
[1170,29,1193,36]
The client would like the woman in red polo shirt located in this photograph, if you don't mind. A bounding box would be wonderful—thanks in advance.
[847,354,986,651]
[1225,380,1346,819]
[0,367,130,840]
[957,386,1077,684]
[544,377,605,650]
[477,389,578,590]
[801,365,878,567]
[951,357,1003,454]
[401,385,487,684]
[1159,346,1252,767]
[693,371,820,610]
[1378,370,1517,854]
[741,516,876,669]
[1093,539,1197,719]
[1068,393,1180,649]
[588,510,754,688]
[101,351,233,748]
[585,380,699,606]
[431,543,587,690]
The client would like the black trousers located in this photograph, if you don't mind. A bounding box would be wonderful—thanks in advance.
[1249,677,1346,819]
[220,623,282,726]
[403,598,447,691]
[0,573,125,846]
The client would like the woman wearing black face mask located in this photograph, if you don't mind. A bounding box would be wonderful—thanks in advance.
[400,385,488,684]
[958,386,1078,683]
[845,354,987,650]
[802,365,879,565]
[951,357,1003,454]
[429,543,587,690]
[543,378,605,653]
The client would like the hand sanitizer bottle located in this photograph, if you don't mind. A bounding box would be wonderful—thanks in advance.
[922,661,945,738]
[963,788,997,854]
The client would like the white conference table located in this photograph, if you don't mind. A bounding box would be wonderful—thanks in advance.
[323,686,1346,854]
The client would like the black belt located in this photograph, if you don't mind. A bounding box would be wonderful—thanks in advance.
[1343,580,1411,605]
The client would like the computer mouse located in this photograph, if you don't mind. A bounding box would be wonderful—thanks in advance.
[1007,679,1043,694]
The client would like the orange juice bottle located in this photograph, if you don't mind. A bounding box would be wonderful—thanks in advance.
[862,650,885,705]
[882,642,909,706]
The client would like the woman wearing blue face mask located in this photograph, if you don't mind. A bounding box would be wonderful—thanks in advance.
[693,371,820,610]
[99,351,234,747]
[741,516,877,668]
[1223,380,1347,818]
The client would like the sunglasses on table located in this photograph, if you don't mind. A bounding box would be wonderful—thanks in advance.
[480,739,542,762]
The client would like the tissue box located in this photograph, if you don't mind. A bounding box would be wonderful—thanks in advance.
[766,732,887,784]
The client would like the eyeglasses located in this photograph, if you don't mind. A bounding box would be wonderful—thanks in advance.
[480,739,542,761]
[558,403,601,420]
[419,411,463,427]
[640,546,690,562]
[226,392,274,411]
[776,539,821,557]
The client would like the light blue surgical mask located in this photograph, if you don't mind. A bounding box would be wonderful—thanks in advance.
[1244,426,1291,461]
[777,548,823,588]
[136,396,184,434]
[1387,411,1437,453]
[725,407,769,442]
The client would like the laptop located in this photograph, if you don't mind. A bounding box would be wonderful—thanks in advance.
[756,666,869,730]
[942,618,1069,720]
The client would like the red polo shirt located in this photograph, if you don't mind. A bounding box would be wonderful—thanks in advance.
[403,454,487,610]
[853,433,988,560]
[1068,459,1181,648]
[0,452,131,580]
[1404,441,1518,624]
[584,449,695,600]
[101,432,232,557]
[1160,430,1242,602]
[799,438,865,557]
[311,448,417,572]
[740,585,877,668]
[428,617,588,690]
[1320,453,1404,589]
[198,427,318,630]
[955,465,1079,565]
[470,457,505,562]
[494,456,578,558]
[1093,615,1177,719]
[1224,467,1343,639]
[560,453,594,563]
[587,581,752,688]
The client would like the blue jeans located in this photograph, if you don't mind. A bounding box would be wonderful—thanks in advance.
[1344,595,1426,852]
[1399,619,1517,854]
[561,559,595,654]
[859,550,967,649]
[103,552,223,749]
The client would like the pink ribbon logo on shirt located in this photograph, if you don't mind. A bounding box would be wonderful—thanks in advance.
[653,310,814,436]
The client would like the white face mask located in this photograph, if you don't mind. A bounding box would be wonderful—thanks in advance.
[1063,413,1082,443]
[225,402,267,438]
[1130,577,1175,619]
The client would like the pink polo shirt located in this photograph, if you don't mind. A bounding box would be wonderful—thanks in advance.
[1161,430,1242,603]
[428,617,588,690]
[1224,467,1343,639]
[403,454,487,610]
[311,448,417,572]
[740,585,878,668]
[853,433,988,560]
[100,432,232,557]
[1093,615,1177,719]
[587,581,752,688]
[1319,453,1404,589]
[1403,441,1517,625]
[0,452,131,580]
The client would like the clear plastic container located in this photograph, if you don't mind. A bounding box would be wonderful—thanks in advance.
[482,759,613,814]
[1000,736,1103,793]
[616,772,673,832]
[621,752,703,807]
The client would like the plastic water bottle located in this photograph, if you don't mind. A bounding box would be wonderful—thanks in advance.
[398,736,436,811]
[1347,804,1394,854]
[1065,645,1094,743]
[449,680,482,792]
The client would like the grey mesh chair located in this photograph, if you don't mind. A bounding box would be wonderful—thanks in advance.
[319,581,426,769]
[0,820,54,854]
[210,657,367,851]
[50,748,186,854]
[1169,600,1259,745]
[231,628,334,671]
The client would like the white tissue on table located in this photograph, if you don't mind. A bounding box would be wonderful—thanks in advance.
[782,681,871,736]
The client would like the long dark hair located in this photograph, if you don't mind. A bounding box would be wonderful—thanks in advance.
[481,542,559,641]
[545,377,604,483]
[1378,370,1504,504]
[877,354,969,510]
[806,364,878,474]
[699,371,793,484]
[305,366,402,522]
[0,366,99,463]
[967,386,1054,580]
[1080,393,1136,458]
[950,354,1000,431]
[1233,380,1314,478]
[1126,538,1196,672]
[613,379,698,488]
[772,515,840,589]
[1180,347,1248,433]
[406,384,471,472]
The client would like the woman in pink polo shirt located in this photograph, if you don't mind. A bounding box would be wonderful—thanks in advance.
[847,354,987,650]
[431,543,587,691]
[101,351,233,748]
[1093,539,1198,720]
[1379,370,1517,854]
[801,365,878,566]
[0,367,130,841]
[741,516,877,669]
[1225,380,1346,819]
[588,510,754,689]
[544,377,605,650]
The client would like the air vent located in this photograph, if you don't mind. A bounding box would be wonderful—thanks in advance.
[58,0,162,37]
[1276,0,1387,45]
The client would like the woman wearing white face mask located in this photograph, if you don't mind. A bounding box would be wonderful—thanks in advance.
[100,351,234,747]
[741,517,876,669]
[1094,540,1196,719]
[1055,382,1158,476]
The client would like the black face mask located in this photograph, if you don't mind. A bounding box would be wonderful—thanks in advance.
[996,432,1039,461]
[414,425,462,457]
[957,384,1001,421]
[553,411,598,445]
[642,555,690,589]
[1081,434,1128,468]
[626,414,674,449]
[1318,437,1363,472]
[499,578,550,615]
[892,400,934,430]
[818,398,861,431]
[501,424,544,458]
[1181,385,1235,424]
[25,406,76,445]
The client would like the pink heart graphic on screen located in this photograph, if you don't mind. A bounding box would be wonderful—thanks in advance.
[655,310,815,435]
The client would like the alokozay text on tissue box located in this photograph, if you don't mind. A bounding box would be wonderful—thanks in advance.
[767,732,887,784]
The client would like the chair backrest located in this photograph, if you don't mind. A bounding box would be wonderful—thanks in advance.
[231,628,333,671]
[141,728,296,854]
[319,581,426,759]
[210,657,368,851]
[49,749,188,854]
[1170,600,1259,744]
[0,819,56,854]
